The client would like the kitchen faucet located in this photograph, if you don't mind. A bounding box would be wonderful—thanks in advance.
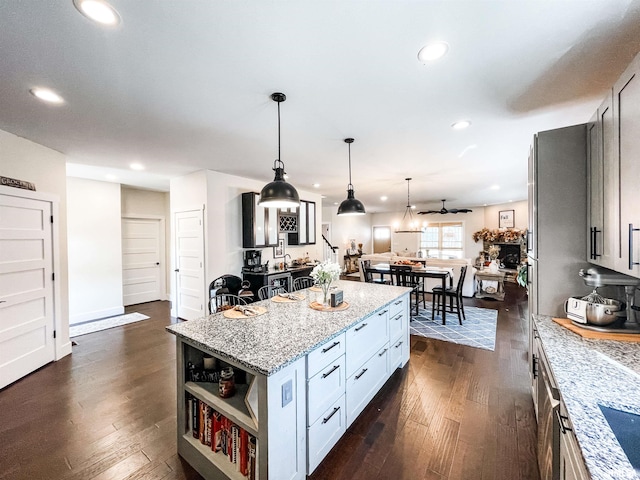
[284,254,291,268]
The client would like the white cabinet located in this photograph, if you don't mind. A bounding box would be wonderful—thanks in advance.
[307,395,346,473]
[614,53,640,277]
[345,309,388,378]
[346,343,389,425]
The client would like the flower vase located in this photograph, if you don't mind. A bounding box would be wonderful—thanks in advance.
[488,259,499,273]
[320,281,332,307]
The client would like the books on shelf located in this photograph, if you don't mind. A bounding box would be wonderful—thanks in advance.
[187,393,255,479]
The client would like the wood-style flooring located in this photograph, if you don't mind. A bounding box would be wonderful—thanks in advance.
[0,284,539,480]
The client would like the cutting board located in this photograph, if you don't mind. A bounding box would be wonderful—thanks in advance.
[552,317,640,342]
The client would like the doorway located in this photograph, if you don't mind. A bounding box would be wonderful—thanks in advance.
[373,226,392,253]
[122,217,165,306]
[0,193,56,389]
[174,209,205,320]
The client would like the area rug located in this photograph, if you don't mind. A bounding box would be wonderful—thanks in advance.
[69,312,150,338]
[410,304,498,351]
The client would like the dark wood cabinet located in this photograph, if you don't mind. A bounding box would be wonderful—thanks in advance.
[242,192,279,248]
[283,200,316,246]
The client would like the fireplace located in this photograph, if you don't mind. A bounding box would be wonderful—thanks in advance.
[493,243,521,269]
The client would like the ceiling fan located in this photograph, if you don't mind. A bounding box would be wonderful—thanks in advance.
[418,199,473,215]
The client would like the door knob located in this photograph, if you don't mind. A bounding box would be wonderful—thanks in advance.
[174,269,179,272]
[156,262,160,265]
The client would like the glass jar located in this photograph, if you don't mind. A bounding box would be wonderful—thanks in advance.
[219,366,235,398]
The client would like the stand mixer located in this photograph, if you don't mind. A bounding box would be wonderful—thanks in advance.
[578,268,640,333]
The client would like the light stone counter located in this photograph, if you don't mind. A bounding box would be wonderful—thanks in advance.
[534,315,640,480]
[167,280,411,376]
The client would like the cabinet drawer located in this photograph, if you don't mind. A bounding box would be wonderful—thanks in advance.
[388,337,406,372]
[307,333,345,379]
[307,355,345,426]
[388,311,406,344]
[345,310,388,378]
[346,344,389,426]
[389,295,407,318]
[307,395,346,474]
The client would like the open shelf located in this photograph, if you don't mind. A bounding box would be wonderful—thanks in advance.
[185,381,258,436]
[182,434,252,480]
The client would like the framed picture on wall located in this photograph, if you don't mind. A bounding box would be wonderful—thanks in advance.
[499,210,515,228]
[273,238,285,258]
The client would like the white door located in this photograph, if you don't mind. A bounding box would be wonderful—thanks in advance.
[122,218,162,306]
[0,194,56,389]
[175,210,204,320]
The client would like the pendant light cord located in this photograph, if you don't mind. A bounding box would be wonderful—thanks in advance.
[277,100,281,162]
[348,142,353,187]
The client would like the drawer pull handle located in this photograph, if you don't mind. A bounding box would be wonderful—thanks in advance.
[355,368,368,380]
[322,341,340,353]
[394,300,402,305]
[395,341,403,348]
[355,323,368,332]
[556,410,573,434]
[378,309,388,316]
[322,365,340,378]
[322,406,341,424]
[378,348,388,357]
[392,314,402,321]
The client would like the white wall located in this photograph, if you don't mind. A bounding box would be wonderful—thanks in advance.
[67,177,124,324]
[170,170,323,314]
[0,128,71,355]
[483,200,528,230]
[321,206,372,267]
[121,186,171,298]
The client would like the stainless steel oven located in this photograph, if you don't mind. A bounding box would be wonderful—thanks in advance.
[536,346,560,480]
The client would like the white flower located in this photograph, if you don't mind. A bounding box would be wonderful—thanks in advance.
[310,261,341,284]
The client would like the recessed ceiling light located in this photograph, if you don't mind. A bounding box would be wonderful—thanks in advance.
[333,202,339,206]
[380,196,388,201]
[452,120,471,130]
[105,174,117,181]
[73,0,121,26]
[417,41,449,63]
[321,195,327,199]
[130,163,145,171]
[490,185,500,190]
[313,183,320,188]
[29,87,64,104]
[411,205,416,209]
[509,199,513,202]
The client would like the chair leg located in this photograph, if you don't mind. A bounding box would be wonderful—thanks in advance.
[459,295,466,321]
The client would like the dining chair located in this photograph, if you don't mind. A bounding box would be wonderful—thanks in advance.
[293,276,315,291]
[389,264,420,315]
[362,260,391,285]
[431,265,467,324]
[257,285,288,300]
[212,294,247,313]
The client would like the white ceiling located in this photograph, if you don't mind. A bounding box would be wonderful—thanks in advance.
[2,0,640,213]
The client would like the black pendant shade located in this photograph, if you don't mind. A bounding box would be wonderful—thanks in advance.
[337,138,366,216]
[258,93,300,208]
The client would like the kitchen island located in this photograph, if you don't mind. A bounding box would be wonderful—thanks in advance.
[533,315,640,480]
[166,280,411,480]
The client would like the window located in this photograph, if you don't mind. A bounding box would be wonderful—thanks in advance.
[420,222,463,259]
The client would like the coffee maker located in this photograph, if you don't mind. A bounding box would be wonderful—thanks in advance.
[243,250,263,272]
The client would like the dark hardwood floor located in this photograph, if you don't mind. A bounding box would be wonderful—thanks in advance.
[0,284,539,480]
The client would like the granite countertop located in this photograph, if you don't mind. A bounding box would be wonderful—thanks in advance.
[167,280,410,376]
[534,315,640,480]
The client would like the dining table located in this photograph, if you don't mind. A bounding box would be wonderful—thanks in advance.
[366,263,453,321]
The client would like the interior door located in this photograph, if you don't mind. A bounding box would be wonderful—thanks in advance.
[0,194,55,389]
[373,226,391,253]
[122,218,162,306]
[175,210,205,320]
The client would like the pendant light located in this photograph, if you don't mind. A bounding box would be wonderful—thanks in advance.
[395,178,421,233]
[258,92,300,208]
[337,138,366,216]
